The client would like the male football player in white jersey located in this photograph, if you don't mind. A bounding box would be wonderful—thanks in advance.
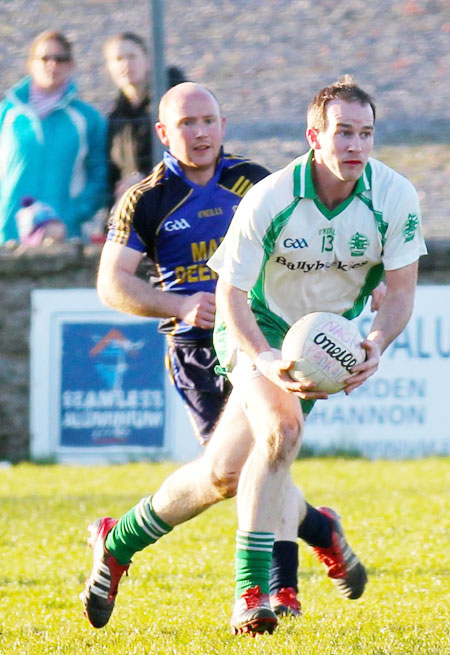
[207,74,426,635]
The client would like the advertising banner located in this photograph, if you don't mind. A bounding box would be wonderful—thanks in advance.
[29,289,201,463]
[59,322,165,449]
[31,286,450,461]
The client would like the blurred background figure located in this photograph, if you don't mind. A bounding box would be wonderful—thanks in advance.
[0,29,108,246]
[15,196,66,246]
[103,32,185,204]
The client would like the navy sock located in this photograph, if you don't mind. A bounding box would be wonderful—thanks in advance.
[269,540,299,595]
[298,503,332,548]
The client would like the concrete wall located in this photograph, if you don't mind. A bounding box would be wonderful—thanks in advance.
[0,241,448,461]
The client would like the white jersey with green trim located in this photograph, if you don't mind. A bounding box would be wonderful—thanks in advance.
[208,150,427,327]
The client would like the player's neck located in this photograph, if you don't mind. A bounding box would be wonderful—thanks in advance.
[181,164,215,187]
[311,161,356,210]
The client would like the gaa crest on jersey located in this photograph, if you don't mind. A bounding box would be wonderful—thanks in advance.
[283,237,308,249]
[403,213,419,242]
[348,232,370,257]
[164,218,191,232]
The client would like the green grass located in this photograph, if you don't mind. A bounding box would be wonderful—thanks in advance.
[1,459,450,654]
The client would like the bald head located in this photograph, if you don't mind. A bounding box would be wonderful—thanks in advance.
[158,82,221,123]
[154,81,225,186]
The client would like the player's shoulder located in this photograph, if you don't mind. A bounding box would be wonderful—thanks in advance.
[367,157,418,198]
[220,152,270,189]
[121,160,191,207]
[243,155,300,199]
[230,157,301,221]
[113,161,189,223]
[111,161,193,247]
[115,161,165,210]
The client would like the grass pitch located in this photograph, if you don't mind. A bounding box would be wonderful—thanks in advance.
[1,458,449,654]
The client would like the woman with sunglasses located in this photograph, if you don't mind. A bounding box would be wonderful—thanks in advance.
[0,30,107,245]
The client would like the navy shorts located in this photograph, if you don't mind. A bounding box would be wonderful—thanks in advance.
[166,342,231,445]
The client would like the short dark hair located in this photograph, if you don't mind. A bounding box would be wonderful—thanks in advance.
[307,74,376,131]
[103,32,148,57]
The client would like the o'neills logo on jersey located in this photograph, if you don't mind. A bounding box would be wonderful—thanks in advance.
[164,218,191,232]
[313,332,358,372]
[198,207,223,218]
[275,256,368,272]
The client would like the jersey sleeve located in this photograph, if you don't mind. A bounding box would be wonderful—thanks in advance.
[208,176,277,291]
[381,177,427,271]
[106,185,147,253]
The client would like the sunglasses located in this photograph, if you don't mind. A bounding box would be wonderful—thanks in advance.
[37,54,72,63]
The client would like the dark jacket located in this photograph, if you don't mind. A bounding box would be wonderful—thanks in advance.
[107,92,153,202]
[106,66,186,205]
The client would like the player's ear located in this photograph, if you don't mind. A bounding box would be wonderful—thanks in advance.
[155,121,169,146]
[306,127,320,150]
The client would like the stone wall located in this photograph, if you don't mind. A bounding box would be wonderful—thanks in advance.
[0,240,448,461]
[0,243,101,460]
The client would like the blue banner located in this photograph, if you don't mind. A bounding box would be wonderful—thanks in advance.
[60,322,165,448]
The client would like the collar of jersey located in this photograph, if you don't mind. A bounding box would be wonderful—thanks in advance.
[293,149,372,200]
[163,147,225,189]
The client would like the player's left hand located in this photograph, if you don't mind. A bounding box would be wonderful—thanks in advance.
[343,339,381,394]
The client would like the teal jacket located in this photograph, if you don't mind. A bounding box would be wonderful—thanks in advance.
[0,76,107,243]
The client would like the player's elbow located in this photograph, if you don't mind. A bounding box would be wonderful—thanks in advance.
[96,271,118,310]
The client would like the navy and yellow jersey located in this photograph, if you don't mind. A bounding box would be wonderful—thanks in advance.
[107,148,269,342]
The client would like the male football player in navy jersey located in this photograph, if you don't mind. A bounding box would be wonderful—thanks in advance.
[98,82,268,445]
[82,82,367,631]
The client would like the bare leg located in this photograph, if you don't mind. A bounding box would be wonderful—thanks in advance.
[152,390,253,525]
[276,476,306,541]
[236,374,304,533]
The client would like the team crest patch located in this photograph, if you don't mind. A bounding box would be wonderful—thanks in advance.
[348,232,370,257]
[403,214,419,242]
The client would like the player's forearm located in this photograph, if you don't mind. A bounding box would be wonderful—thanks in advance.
[366,264,418,353]
[216,278,270,360]
[367,294,413,353]
[97,267,183,319]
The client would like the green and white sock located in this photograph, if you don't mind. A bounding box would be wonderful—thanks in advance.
[235,530,275,598]
[106,495,172,565]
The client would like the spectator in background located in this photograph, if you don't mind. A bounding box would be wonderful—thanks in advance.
[103,32,185,204]
[0,29,108,246]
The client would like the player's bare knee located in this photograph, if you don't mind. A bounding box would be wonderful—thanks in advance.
[265,417,301,465]
[209,466,239,499]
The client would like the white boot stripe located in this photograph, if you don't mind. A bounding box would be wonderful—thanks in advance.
[91,583,110,599]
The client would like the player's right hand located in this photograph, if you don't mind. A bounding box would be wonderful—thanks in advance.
[178,291,216,329]
[263,358,329,400]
